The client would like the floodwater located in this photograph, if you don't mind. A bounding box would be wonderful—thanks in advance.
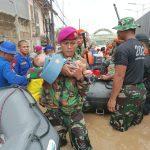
[62,113,150,150]
[1,104,149,149]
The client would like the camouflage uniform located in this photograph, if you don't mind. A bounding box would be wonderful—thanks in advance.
[40,53,92,150]
[110,17,147,131]
[110,83,147,132]
[143,55,150,114]
[75,46,83,56]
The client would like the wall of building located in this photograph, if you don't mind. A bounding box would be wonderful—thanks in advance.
[28,0,48,47]
[91,28,116,46]
[0,0,29,20]
[0,0,50,50]
[0,12,31,44]
[0,13,17,43]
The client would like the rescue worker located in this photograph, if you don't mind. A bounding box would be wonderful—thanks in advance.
[14,40,32,76]
[34,45,43,55]
[76,29,90,58]
[43,45,55,55]
[40,26,92,149]
[110,37,124,62]
[107,17,147,132]
[100,38,124,81]
[104,43,113,58]
[136,34,150,115]
[75,29,95,67]
[0,41,28,87]
[76,29,85,56]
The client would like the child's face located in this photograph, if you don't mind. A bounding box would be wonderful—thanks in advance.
[33,54,46,67]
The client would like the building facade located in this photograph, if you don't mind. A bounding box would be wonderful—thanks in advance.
[0,0,51,49]
[91,28,116,47]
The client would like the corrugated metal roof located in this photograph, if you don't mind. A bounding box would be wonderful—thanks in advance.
[136,11,150,38]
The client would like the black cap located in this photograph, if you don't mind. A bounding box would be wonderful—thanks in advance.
[135,34,149,43]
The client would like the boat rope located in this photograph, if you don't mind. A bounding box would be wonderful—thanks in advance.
[18,87,51,139]
[18,87,52,150]
[0,88,17,126]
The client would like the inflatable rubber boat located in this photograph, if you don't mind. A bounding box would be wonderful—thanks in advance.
[84,80,112,114]
[0,86,59,150]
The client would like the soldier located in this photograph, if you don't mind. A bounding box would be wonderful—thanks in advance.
[34,45,43,55]
[43,44,55,55]
[40,26,92,149]
[76,29,91,59]
[76,29,85,56]
[0,41,27,87]
[136,34,150,115]
[107,17,147,132]
[100,38,124,81]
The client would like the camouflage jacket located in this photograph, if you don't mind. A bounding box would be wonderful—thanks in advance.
[144,55,150,91]
[107,60,115,76]
[144,56,150,79]
[40,52,89,114]
[75,46,83,56]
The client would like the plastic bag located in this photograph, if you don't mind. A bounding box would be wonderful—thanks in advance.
[27,79,43,101]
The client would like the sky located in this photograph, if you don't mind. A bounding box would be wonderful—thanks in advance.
[53,0,150,34]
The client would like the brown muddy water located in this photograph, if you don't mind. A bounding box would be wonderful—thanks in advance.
[62,113,150,150]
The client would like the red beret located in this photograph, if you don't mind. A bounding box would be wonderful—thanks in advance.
[57,26,77,44]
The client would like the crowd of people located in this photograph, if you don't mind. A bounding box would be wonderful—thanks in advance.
[0,16,150,149]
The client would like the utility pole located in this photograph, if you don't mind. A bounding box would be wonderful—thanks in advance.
[62,0,64,25]
[79,18,80,29]
[50,0,55,48]
[45,18,49,44]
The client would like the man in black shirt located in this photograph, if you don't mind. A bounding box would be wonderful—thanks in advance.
[107,17,147,132]
[143,50,150,114]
